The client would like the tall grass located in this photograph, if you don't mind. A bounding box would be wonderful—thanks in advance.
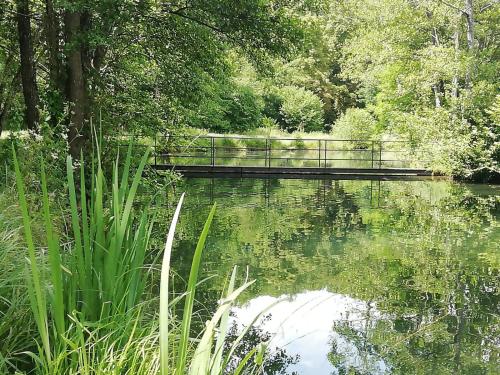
[0,191,36,374]
[9,143,267,374]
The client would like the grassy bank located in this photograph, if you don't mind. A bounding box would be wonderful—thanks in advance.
[0,146,267,374]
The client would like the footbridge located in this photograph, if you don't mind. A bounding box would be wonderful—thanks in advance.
[147,134,436,179]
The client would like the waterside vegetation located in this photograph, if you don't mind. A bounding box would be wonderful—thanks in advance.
[0,145,270,374]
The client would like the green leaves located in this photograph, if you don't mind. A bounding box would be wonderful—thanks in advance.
[13,142,155,369]
[13,142,271,374]
[12,145,52,366]
[159,192,185,375]
[158,198,270,375]
[177,202,217,374]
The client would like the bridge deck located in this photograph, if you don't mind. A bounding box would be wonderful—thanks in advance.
[153,164,437,179]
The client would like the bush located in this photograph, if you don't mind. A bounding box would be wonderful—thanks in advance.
[383,107,499,180]
[188,82,263,133]
[262,91,284,123]
[332,108,378,148]
[243,138,267,150]
[278,86,324,133]
[225,86,263,132]
[293,136,306,150]
[261,116,279,129]
[218,136,244,150]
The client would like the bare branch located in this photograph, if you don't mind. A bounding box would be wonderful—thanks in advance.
[480,0,499,12]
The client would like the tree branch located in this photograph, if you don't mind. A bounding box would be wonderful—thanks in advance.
[480,0,499,12]
[167,9,227,36]
[163,9,245,48]
[436,0,466,14]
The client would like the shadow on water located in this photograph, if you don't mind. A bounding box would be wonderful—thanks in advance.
[153,178,499,374]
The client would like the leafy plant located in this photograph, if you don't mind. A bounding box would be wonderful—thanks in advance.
[332,108,378,149]
[11,143,269,374]
[278,86,324,133]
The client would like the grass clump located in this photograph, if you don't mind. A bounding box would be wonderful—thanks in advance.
[242,138,267,150]
[217,137,245,151]
[5,143,268,374]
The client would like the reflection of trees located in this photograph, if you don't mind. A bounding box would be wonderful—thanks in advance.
[328,302,388,375]
[224,315,300,375]
[151,177,498,373]
[327,192,499,374]
[322,180,365,239]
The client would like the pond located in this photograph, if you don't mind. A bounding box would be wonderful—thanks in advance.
[165,178,499,374]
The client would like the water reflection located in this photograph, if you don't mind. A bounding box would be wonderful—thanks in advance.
[164,178,499,374]
[231,290,388,374]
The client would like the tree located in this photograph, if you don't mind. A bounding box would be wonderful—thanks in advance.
[16,0,39,131]
[325,0,499,179]
[50,0,303,157]
[0,3,21,136]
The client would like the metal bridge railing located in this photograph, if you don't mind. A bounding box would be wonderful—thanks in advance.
[130,134,430,170]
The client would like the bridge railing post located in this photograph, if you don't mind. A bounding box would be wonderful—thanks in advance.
[211,136,215,167]
[371,141,374,168]
[324,140,327,168]
[268,138,271,168]
[318,140,321,168]
[379,141,383,169]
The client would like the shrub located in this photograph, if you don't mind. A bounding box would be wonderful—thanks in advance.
[293,136,306,150]
[261,116,279,129]
[243,138,267,150]
[225,86,263,133]
[262,91,284,123]
[218,136,245,151]
[188,82,263,133]
[332,108,378,148]
[279,86,324,133]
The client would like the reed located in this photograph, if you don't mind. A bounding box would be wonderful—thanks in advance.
[10,143,266,374]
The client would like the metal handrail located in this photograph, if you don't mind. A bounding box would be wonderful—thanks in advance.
[162,134,410,143]
[120,133,427,170]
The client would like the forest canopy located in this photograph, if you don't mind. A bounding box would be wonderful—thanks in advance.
[0,0,498,180]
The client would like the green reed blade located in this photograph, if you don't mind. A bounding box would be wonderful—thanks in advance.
[40,161,65,336]
[160,193,185,375]
[177,202,217,375]
[233,347,259,375]
[119,141,133,203]
[12,145,51,363]
[221,298,280,372]
[210,266,237,375]
[66,156,89,311]
[190,279,255,375]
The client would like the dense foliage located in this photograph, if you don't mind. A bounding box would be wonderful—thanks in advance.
[0,0,498,176]
[0,0,303,155]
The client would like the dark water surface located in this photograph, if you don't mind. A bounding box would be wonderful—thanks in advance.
[167,178,499,374]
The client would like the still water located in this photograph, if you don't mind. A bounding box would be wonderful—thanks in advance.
[167,178,499,374]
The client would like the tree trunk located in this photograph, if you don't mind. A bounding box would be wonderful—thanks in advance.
[432,85,442,108]
[464,0,474,50]
[64,9,88,158]
[429,24,444,107]
[464,0,475,88]
[451,26,460,99]
[44,0,66,125]
[16,0,40,131]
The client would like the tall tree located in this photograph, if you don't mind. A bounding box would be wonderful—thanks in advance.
[43,0,65,126]
[16,0,39,130]
[64,7,88,157]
